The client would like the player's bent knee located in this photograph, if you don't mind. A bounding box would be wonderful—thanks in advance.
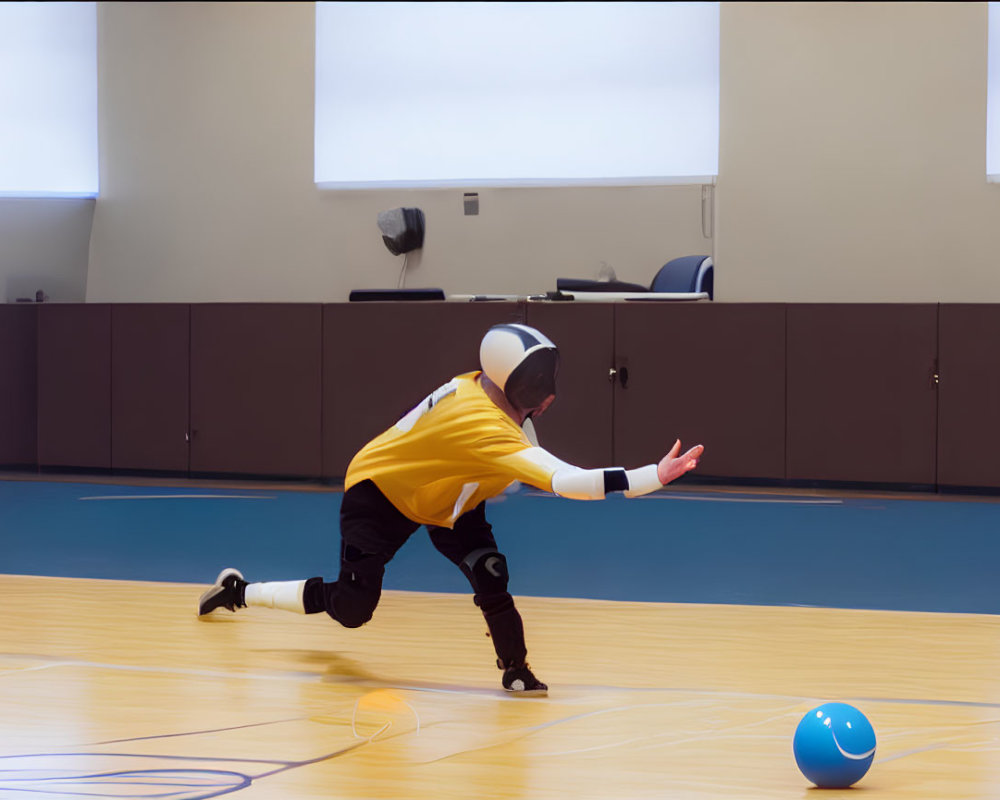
[460,548,509,595]
[335,610,373,628]
[325,581,380,628]
[330,598,377,628]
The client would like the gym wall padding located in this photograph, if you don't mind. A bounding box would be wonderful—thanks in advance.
[937,305,1000,489]
[10,301,1000,492]
[37,303,112,469]
[786,304,938,486]
[0,304,38,467]
[612,303,786,480]
[111,304,190,472]
[189,304,323,478]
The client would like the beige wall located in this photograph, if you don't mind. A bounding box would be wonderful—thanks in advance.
[86,2,710,302]
[0,198,93,303]
[83,2,1000,304]
[717,1,1000,302]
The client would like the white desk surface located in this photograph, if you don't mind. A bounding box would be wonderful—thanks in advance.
[448,292,709,302]
[555,291,709,302]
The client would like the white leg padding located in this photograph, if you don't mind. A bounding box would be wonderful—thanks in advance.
[244,580,307,614]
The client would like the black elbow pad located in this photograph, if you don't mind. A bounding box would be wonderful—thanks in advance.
[603,468,629,494]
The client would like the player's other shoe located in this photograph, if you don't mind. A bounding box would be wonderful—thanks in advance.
[502,663,548,695]
[198,568,247,616]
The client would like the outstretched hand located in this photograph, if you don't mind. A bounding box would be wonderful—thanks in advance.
[656,440,704,486]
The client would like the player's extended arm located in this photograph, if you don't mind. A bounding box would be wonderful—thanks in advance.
[510,439,704,500]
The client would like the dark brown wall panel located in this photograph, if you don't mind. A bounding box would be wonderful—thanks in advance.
[0,305,38,466]
[190,304,322,477]
[323,302,523,479]
[938,305,1000,488]
[786,304,937,485]
[111,304,190,472]
[37,304,112,468]
[525,303,614,468]
[614,303,786,479]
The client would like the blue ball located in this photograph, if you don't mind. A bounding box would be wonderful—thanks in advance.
[793,702,876,788]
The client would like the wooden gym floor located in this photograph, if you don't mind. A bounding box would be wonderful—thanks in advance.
[2,576,1000,798]
[3,477,1000,798]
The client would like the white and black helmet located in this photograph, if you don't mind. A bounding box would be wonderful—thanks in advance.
[479,324,559,412]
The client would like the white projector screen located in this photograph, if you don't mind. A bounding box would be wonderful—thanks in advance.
[0,2,98,197]
[989,2,1000,180]
[315,2,719,188]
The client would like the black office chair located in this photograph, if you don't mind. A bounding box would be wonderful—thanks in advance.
[650,255,714,299]
[556,255,714,300]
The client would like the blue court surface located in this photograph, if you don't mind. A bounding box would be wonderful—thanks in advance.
[2,478,998,615]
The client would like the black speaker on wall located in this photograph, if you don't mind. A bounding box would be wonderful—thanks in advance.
[376,207,425,255]
[350,207,441,301]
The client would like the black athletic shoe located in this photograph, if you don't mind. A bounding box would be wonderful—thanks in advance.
[502,663,548,695]
[197,568,247,616]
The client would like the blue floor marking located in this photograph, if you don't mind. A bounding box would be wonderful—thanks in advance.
[2,480,998,614]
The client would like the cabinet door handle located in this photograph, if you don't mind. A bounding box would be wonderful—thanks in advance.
[608,368,617,382]
[619,366,629,389]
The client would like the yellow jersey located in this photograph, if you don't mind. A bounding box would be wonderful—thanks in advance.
[344,371,556,528]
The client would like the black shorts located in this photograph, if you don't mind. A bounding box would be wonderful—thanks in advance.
[340,478,499,568]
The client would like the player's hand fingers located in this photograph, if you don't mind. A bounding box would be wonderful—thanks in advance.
[683,444,704,466]
[657,447,700,484]
[665,439,681,460]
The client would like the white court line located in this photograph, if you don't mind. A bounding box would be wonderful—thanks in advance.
[78,494,276,501]
[523,490,841,505]
[0,662,67,676]
[5,657,997,715]
[0,658,316,682]
[637,494,843,505]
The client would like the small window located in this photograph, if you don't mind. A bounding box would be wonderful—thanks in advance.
[989,2,1000,181]
[0,2,98,197]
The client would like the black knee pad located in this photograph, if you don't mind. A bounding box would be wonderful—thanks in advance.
[327,578,380,628]
[329,546,386,628]
[333,596,376,628]
[460,548,509,595]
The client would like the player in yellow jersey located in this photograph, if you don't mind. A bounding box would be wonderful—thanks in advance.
[198,324,704,694]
